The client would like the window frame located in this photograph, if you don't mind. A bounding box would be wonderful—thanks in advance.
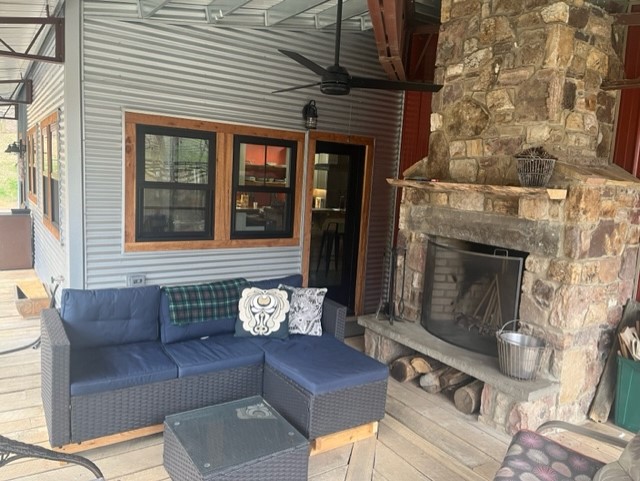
[231,135,297,240]
[124,112,304,252]
[134,124,216,242]
[40,110,60,240]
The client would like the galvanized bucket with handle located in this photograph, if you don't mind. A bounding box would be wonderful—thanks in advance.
[496,320,546,381]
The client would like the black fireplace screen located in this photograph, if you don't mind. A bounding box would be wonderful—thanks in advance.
[421,239,525,357]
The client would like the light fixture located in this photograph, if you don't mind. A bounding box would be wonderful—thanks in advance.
[4,140,25,155]
[302,100,318,129]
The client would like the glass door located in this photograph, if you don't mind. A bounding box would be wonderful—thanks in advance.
[308,141,364,313]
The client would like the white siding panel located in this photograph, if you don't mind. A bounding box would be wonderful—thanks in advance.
[26,36,67,289]
[82,7,401,312]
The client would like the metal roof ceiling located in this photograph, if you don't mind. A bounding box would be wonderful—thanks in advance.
[0,0,441,117]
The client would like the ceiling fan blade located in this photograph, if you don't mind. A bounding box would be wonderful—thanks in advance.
[272,81,321,94]
[278,50,327,76]
[334,0,343,67]
[350,76,443,92]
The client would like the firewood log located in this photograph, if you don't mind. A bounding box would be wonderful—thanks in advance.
[410,356,443,374]
[419,367,450,393]
[390,356,420,382]
[440,368,471,389]
[453,380,484,414]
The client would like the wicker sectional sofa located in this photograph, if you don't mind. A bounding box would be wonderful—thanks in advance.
[40,275,389,448]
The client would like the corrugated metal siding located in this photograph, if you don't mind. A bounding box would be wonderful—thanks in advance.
[26,34,66,289]
[82,4,402,312]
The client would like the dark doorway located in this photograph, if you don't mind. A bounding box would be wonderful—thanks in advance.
[308,141,365,314]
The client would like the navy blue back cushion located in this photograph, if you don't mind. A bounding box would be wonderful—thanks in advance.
[60,285,161,349]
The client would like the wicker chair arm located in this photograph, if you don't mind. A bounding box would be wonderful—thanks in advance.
[40,308,72,447]
[536,420,629,449]
[0,434,103,479]
[321,298,346,342]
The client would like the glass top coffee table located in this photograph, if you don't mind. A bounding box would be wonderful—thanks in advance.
[163,396,309,481]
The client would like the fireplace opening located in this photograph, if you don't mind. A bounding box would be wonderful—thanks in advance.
[420,237,527,357]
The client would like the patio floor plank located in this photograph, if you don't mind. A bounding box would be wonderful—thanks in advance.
[0,269,629,481]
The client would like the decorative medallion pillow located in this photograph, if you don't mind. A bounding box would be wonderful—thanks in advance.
[235,287,290,339]
[279,285,327,336]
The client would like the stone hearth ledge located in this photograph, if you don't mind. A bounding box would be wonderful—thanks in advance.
[358,314,559,403]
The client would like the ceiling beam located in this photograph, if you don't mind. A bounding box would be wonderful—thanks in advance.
[315,0,369,29]
[0,17,64,63]
[613,12,640,25]
[139,0,173,18]
[0,80,32,105]
[206,0,253,23]
[0,104,18,120]
[266,0,327,27]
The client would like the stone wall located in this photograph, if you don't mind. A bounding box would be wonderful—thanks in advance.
[393,170,640,432]
[410,0,625,185]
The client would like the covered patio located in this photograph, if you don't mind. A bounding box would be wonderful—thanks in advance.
[0,269,629,480]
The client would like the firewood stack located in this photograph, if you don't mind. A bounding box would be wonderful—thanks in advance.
[389,355,485,414]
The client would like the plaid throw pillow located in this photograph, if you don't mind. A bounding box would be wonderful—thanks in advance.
[163,278,249,326]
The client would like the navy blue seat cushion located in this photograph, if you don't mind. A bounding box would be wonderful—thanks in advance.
[255,334,389,395]
[70,341,177,396]
[251,274,303,290]
[159,292,236,344]
[163,334,265,378]
[60,285,161,348]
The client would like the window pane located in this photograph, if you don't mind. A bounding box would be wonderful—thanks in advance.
[238,143,291,188]
[234,193,290,234]
[51,179,59,224]
[42,176,49,215]
[51,126,59,180]
[144,135,210,184]
[41,130,48,172]
[142,188,209,236]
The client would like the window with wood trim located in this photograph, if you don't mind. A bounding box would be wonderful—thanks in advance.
[124,112,304,252]
[41,111,60,237]
[231,136,296,239]
[135,125,216,242]
[26,127,37,201]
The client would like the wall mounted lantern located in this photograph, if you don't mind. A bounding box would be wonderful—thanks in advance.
[4,140,25,156]
[302,100,318,129]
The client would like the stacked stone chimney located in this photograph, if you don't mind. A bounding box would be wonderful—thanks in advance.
[411,0,624,184]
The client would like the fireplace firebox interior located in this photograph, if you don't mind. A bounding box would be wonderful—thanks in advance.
[421,238,526,357]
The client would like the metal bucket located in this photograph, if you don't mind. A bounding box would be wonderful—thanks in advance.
[497,320,546,380]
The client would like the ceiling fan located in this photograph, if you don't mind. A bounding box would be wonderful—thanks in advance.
[274,0,443,96]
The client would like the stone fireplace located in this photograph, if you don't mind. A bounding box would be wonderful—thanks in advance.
[359,0,640,434]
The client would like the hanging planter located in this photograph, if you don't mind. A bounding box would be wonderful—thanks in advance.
[515,146,557,187]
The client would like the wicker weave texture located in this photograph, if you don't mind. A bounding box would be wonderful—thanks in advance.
[164,421,308,481]
[263,364,388,439]
[70,365,262,443]
[41,309,72,447]
[321,299,346,341]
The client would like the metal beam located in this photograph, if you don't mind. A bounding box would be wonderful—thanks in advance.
[0,17,64,63]
[315,0,369,29]
[266,0,327,27]
[0,80,32,105]
[139,0,173,18]
[0,104,18,120]
[613,13,640,25]
[206,0,253,23]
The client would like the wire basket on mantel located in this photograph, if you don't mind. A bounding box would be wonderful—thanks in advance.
[515,146,557,187]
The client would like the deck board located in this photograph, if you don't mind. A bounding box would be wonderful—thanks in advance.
[0,269,628,481]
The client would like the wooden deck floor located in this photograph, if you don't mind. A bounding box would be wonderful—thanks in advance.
[0,269,630,481]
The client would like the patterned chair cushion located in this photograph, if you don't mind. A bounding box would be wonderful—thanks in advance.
[494,430,604,481]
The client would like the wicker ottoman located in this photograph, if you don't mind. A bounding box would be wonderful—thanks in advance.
[163,396,309,481]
